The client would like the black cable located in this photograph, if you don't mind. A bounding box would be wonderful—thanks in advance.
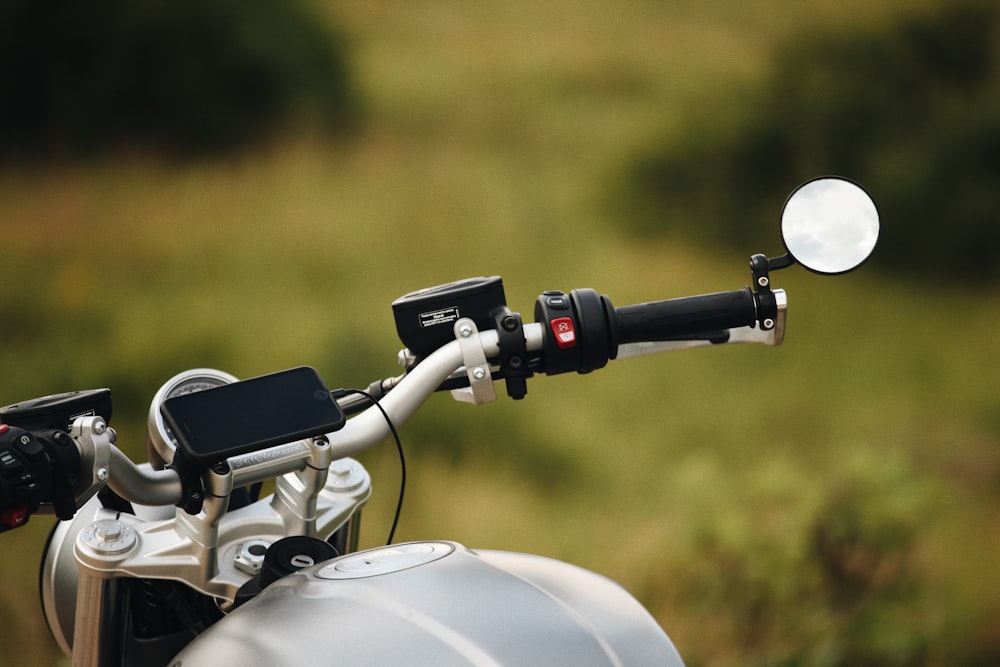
[335,389,406,545]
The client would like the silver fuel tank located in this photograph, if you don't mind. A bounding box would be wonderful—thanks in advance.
[171,541,684,666]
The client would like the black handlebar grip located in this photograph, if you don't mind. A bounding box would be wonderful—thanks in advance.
[615,288,758,344]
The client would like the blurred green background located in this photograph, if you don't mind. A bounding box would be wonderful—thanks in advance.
[1,1,998,665]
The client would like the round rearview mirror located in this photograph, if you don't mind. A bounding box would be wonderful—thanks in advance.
[780,177,879,275]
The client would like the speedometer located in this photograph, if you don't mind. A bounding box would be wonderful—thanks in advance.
[145,369,239,468]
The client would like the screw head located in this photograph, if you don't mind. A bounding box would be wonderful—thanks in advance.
[459,325,473,338]
[95,522,122,542]
[329,458,366,492]
[472,367,487,380]
[82,519,136,555]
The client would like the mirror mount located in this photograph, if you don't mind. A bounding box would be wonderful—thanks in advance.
[748,252,794,296]
[747,253,787,332]
[766,253,795,272]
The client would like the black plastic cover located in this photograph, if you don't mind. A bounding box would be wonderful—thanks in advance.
[0,388,112,431]
[392,276,507,357]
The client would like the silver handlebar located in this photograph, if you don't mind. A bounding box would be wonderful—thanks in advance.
[75,298,784,509]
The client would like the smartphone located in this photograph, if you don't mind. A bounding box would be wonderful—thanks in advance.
[160,366,345,465]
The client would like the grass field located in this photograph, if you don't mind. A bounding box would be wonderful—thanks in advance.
[1,1,997,664]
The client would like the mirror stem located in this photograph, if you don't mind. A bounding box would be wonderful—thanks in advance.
[766,254,795,271]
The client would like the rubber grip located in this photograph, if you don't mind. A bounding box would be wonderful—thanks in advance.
[615,288,757,344]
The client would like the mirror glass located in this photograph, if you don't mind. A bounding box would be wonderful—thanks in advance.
[780,177,879,274]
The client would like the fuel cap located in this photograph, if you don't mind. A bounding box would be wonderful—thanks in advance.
[317,541,455,579]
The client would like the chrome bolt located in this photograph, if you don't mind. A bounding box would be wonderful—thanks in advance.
[459,324,473,338]
[94,522,122,542]
[472,367,487,380]
[329,458,366,492]
[96,467,109,482]
[763,318,775,330]
[757,276,769,287]
[93,420,107,435]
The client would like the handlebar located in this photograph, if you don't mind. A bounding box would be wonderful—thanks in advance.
[0,277,785,522]
[335,279,786,458]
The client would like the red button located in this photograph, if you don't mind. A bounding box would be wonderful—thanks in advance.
[0,504,28,529]
[550,317,576,349]
[0,424,8,436]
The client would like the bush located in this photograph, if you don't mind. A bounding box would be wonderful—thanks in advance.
[625,2,1000,284]
[679,452,943,666]
[0,0,360,158]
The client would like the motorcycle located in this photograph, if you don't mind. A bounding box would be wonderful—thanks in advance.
[0,176,878,666]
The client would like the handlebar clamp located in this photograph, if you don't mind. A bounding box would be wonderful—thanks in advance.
[749,253,780,331]
[492,307,532,399]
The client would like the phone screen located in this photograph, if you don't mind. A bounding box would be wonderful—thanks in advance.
[160,366,345,464]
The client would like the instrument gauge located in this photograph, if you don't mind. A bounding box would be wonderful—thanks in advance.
[146,369,239,467]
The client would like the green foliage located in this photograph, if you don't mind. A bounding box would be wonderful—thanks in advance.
[0,0,360,158]
[626,1,1000,284]
[2,2,998,664]
[677,450,943,666]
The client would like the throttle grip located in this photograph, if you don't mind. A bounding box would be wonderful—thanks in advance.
[615,288,758,344]
[533,287,764,376]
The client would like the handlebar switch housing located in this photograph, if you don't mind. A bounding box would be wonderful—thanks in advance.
[534,291,581,375]
[534,289,617,376]
[0,424,51,531]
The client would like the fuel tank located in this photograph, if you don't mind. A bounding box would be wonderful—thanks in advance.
[172,541,684,666]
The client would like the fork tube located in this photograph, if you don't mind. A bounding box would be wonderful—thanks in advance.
[72,568,109,667]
